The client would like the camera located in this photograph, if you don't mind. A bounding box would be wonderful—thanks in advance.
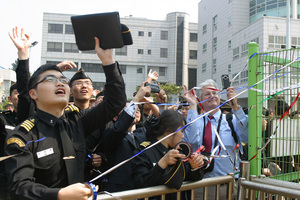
[221,74,230,89]
[145,82,160,93]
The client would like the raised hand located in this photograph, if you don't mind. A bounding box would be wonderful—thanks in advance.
[57,61,77,72]
[147,69,159,82]
[133,81,151,102]
[182,85,197,110]
[226,87,239,110]
[94,37,114,66]
[9,27,32,60]
[155,88,167,103]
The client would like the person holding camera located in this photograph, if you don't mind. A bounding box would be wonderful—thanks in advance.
[182,79,248,200]
[132,109,204,200]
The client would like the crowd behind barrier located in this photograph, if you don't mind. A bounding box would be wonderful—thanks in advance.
[1,25,300,200]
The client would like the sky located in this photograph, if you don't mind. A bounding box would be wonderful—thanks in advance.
[0,0,200,72]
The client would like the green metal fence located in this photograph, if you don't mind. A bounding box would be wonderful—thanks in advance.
[248,42,300,182]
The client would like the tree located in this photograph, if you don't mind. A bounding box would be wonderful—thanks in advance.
[159,83,182,103]
[11,59,18,71]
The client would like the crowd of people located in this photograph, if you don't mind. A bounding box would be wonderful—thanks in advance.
[0,26,252,200]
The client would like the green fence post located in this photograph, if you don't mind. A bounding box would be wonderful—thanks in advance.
[248,42,261,176]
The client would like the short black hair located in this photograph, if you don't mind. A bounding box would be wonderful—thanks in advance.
[145,110,185,141]
[9,83,18,96]
[28,64,62,90]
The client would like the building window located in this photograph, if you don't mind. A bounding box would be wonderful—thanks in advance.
[138,31,144,36]
[160,48,168,58]
[81,63,104,73]
[161,31,168,40]
[241,43,248,57]
[138,49,144,54]
[148,32,152,37]
[228,16,232,26]
[202,43,207,53]
[64,43,79,53]
[120,65,126,74]
[189,50,197,59]
[228,64,232,73]
[213,37,217,52]
[159,67,166,76]
[241,70,248,83]
[233,47,239,59]
[93,82,105,91]
[82,50,96,54]
[202,63,207,73]
[148,50,151,55]
[115,46,127,56]
[190,33,198,42]
[212,59,217,74]
[48,24,63,33]
[213,15,218,30]
[291,37,297,45]
[65,25,74,34]
[137,68,143,73]
[228,40,232,49]
[47,42,62,52]
[203,24,207,35]
[268,35,287,49]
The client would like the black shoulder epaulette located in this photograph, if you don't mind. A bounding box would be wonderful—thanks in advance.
[64,104,80,114]
[140,141,151,149]
[20,118,36,133]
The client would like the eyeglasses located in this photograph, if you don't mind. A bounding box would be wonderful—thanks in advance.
[32,75,69,89]
[72,81,93,87]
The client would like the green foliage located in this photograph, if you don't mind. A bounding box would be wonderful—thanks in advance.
[11,59,18,71]
[0,98,10,111]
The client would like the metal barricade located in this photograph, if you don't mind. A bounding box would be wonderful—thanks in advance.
[95,173,235,200]
[238,161,300,200]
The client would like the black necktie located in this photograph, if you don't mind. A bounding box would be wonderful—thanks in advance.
[57,119,79,184]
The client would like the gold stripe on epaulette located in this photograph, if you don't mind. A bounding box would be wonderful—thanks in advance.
[20,119,35,132]
[65,105,79,113]
[6,137,25,148]
[71,105,79,112]
[140,141,151,148]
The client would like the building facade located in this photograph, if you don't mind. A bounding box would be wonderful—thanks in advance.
[197,0,300,106]
[0,68,16,102]
[41,12,198,100]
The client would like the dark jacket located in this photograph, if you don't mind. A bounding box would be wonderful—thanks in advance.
[132,140,204,200]
[4,62,126,200]
[101,127,147,192]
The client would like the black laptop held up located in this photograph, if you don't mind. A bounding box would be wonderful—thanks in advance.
[71,12,126,50]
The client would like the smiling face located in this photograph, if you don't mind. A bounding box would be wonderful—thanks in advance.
[29,70,70,110]
[201,85,220,112]
[70,79,94,102]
